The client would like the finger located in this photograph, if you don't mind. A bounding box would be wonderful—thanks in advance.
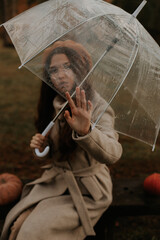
[64,110,72,124]
[76,87,81,107]
[35,133,45,140]
[32,135,44,144]
[81,90,87,110]
[31,138,42,145]
[30,134,45,148]
[88,100,93,114]
[30,140,41,149]
[30,139,42,148]
[66,91,76,110]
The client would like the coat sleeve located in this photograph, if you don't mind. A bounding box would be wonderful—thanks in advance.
[72,104,122,165]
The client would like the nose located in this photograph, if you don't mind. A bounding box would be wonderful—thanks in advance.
[57,68,66,79]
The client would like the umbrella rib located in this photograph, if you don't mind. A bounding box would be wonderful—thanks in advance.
[152,119,160,151]
[132,0,147,18]
[92,40,139,130]
[18,13,108,69]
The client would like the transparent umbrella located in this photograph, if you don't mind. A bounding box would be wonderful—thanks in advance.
[1,0,160,157]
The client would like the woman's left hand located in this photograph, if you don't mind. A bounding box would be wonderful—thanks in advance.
[64,87,93,136]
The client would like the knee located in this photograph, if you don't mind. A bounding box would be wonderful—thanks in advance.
[9,213,28,240]
[16,219,35,239]
[9,208,34,240]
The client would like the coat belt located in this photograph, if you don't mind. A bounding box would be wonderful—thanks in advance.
[62,169,95,236]
[26,164,105,236]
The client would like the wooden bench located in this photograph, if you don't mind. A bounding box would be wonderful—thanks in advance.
[87,177,160,240]
[1,178,160,239]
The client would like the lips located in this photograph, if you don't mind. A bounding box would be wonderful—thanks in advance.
[58,83,69,92]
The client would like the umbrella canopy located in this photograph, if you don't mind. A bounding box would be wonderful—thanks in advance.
[1,0,160,156]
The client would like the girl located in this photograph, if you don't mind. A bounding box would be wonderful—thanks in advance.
[1,40,122,240]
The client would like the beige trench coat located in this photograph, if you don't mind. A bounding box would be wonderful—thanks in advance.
[1,93,122,240]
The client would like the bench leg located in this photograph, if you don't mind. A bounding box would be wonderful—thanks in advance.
[105,216,116,240]
[85,212,116,240]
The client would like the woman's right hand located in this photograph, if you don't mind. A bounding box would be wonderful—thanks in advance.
[30,133,46,153]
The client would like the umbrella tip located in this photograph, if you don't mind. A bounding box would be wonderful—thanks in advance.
[18,65,23,69]
[132,0,147,18]
[152,144,155,152]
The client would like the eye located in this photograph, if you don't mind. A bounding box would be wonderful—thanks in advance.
[49,67,58,75]
[64,64,71,69]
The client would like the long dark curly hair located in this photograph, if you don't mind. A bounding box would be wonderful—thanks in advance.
[35,42,94,161]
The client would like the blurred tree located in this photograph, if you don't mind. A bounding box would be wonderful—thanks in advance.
[103,0,114,2]
[17,0,28,12]
[0,0,159,46]
[27,0,45,5]
[0,0,45,46]
[1,0,18,46]
[0,1,4,25]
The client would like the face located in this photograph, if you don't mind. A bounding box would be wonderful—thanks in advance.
[48,54,76,94]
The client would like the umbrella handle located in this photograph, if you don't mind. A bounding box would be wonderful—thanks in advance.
[35,146,50,158]
[34,121,54,158]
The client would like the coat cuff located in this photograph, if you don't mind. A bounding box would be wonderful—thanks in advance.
[73,124,92,139]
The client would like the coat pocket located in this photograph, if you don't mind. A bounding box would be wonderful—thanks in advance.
[81,176,103,201]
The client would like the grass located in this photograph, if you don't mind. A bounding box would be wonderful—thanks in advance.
[0,38,160,239]
[0,39,43,179]
[0,42,40,147]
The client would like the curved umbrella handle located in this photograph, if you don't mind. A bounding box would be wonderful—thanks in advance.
[35,121,54,157]
[35,146,50,158]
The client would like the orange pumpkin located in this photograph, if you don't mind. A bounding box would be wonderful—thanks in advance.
[143,173,160,196]
[0,173,23,205]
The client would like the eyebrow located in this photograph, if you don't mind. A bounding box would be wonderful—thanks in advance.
[49,61,70,68]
